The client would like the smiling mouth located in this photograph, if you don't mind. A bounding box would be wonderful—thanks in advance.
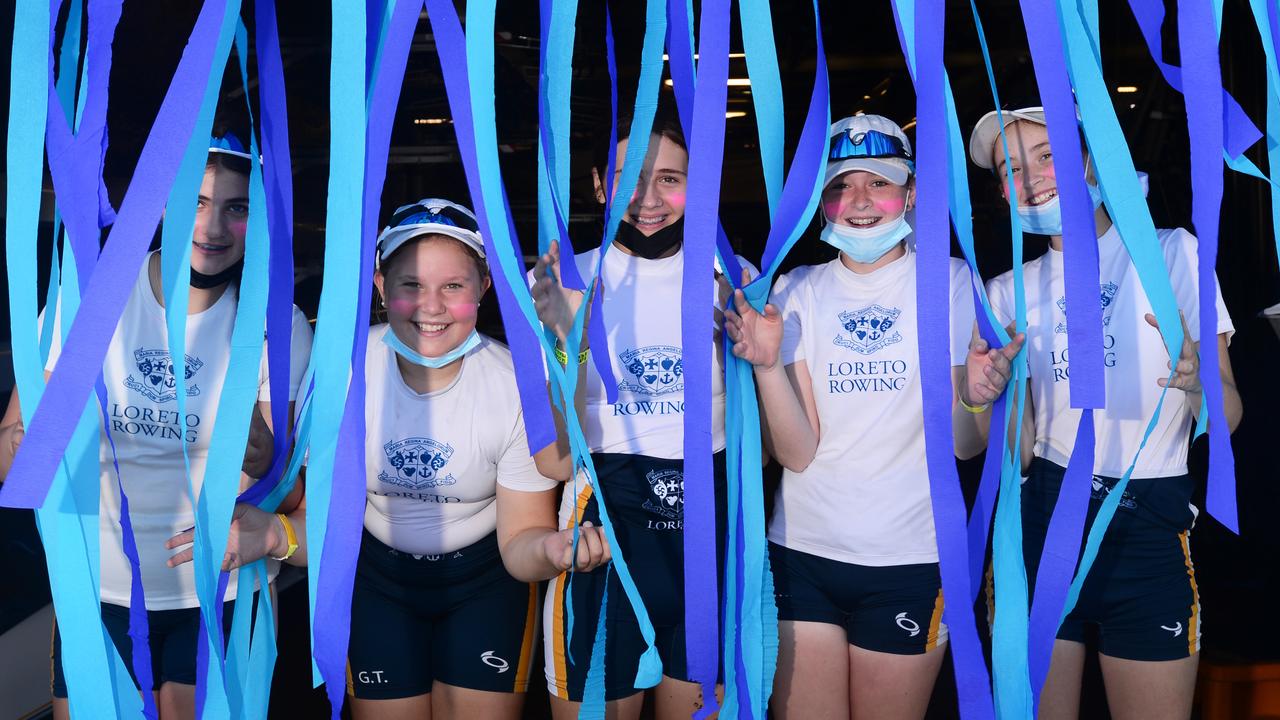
[194,242,232,253]
[1028,189,1057,206]
[631,214,669,228]
[414,321,450,336]
[844,216,882,226]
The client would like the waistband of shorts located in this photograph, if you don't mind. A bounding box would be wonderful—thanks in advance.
[359,528,503,583]
[1029,456,1195,529]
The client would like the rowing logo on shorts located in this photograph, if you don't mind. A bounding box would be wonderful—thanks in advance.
[379,437,456,490]
[1054,282,1119,334]
[125,348,204,403]
[1090,476,1137,510]
[834,305,902,355]
[642,468,684,519]
[618,345,683,396]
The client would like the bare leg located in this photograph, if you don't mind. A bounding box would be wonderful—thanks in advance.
[549,691,644,720]
[1036,640,1086,720]
[771,620,850,720]
[848,642,945,720]
[653,675,723,720]
[431,682,524,720]
[158,681,196,720]
[349,692,432,720]
[1098,653,1198,720]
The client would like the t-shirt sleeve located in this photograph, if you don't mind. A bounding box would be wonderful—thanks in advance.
[949,260,977,366]
[1162,228,1235,344]
[770,270,806,366]
[496,406,559,492]
[257,307,315,402]
[40,299,65,372]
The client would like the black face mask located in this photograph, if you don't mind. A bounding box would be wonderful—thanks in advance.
[189,258,244,289]
[614,217,684,259]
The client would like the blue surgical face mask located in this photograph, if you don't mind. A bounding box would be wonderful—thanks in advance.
[1015,183,1102,235]
[819,210,913,264]
[382,327,480,368]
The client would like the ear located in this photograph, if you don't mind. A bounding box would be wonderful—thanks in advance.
[373,270,386,305]
[480,274,492,298]
[905,180,917,211]
[591,166,607,205]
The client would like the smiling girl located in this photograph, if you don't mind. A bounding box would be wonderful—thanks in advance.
[724,114,1019,720]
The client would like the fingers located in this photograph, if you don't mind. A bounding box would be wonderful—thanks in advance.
[732,288,754,316]
[1144,312,1159,330]
[1001,332,1026,358]
[166,547,194,568]
[762,303,781,321]
[740,267,753,288]
[574,521,607,571]
[165,527,195,551]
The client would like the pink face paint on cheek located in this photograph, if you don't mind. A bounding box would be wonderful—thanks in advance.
[822,199,843,220]
[872,197,905,215]
[386,298,418,318]
[228,219,248,236]
[665,191,686,210]
[444,301,479,321]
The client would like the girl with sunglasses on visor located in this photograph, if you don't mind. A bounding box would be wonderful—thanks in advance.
[0,130,314,719]
[724,114,1022,720]
[174,198,609,720]
[967,104,1242,719]
[537,109,754,720]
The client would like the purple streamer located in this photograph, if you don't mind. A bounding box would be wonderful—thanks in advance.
[915,1,995,717]
[0,0,233,510]
[679,0,731,713]
[1177,0,1236,531]
[1126,0,1262,159]
[1025,411,1094,707]
[1018,0,1105,411]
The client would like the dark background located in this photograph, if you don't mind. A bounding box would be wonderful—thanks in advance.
[1,0,1278,717]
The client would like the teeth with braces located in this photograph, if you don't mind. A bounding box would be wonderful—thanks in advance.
[847,217,880,226]
[415,322,448,333]
[633,215,668,226]
[1030,190,1057,206]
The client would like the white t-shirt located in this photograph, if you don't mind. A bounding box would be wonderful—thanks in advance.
[986,226,1234,478]
[44,253,313,610]
[566,244,752,459]
[766,249,975,566]
[362,325,558,556]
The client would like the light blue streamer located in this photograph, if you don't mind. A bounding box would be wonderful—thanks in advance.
[536,0,577,255]
[737,0,784,213]
[304,0,366,688]
[7,1,140,714]
[461,0,666,687]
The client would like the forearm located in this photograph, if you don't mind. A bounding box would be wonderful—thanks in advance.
[952,395,992,461]
[1184,382,1243,434]
[500,526,561,582]
[538,353,589,482]
[754,364,817,471]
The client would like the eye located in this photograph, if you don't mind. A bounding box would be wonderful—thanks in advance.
[658,174,682,185]
[870,179,889,188]
[1009,166,1022,175]
[444,282,465,290]
[401,281,422,290]
[228,203,249,215]
[1040,152,1053,162]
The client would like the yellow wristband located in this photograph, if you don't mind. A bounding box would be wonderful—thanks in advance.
[273,513,299,561]
[958,394,991,414]
[553,346,590,366]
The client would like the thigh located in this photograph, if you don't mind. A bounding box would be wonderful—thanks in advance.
[347,561,434,700]
[1098,653,1198,720]
[848,643,945,720]
[432,682,524,720]
[434,575,540,693]
[1094,529,1201,663]
[158,681,196,720]
[549,692,644,720]
[544,560,648,703]
[771,620,850,720]
[653,675,722,720]
[350,693,433,720]
[1036,639,1086,720]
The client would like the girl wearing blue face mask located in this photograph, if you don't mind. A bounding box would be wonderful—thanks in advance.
[969,106,1243,719]
[723,114,1022,719]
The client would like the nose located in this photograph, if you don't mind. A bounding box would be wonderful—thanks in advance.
[421,287,447,316]
[201,209,227,241]
[849,184,873,210]
[634,175,663,209]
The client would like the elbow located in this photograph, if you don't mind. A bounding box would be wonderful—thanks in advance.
[777,449,816,474]
[533,457,573,484]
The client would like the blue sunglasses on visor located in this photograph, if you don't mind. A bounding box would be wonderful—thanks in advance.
[387,205,480,234]
[828,129,913,164]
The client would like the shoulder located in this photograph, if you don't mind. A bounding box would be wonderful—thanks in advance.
[947,257,975,289]
[1156,227,1198,264]
[774,263,823,294]
[471,335,519,380]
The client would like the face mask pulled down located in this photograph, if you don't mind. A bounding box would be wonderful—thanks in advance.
[614,217,685,259]
[820,210,912,264]
[382,327,481,369]
[1016,182,1103,236]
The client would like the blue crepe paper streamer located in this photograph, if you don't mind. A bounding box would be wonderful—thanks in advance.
[426,0,666,701]
[304,0,366,703]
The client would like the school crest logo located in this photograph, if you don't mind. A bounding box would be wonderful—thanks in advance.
[834,305,902,355]
[618,346,683,396]
[379,437,456,490]
[1054,282,1119,334]
[124,348,204,403]
[642,468,684,519]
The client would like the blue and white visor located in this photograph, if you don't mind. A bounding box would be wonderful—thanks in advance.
[376,198,485,264]
[208,132,253,160]
[824,114,915,187]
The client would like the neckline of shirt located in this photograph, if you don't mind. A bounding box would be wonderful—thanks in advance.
[381,324,475,400]
[137,251,235,320]
[830,245,915,291]
[602,241,684,276]
[1043,223,1123,266]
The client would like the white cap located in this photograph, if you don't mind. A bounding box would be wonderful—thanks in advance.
[968,105,1082,170]
[376,198,485,264]
[824,114,915,187]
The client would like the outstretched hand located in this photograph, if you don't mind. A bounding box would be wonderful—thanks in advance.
[1145,312,1201,393]
[723,269,783,370]
[963,329,1025,407]
[532,240,588,344]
